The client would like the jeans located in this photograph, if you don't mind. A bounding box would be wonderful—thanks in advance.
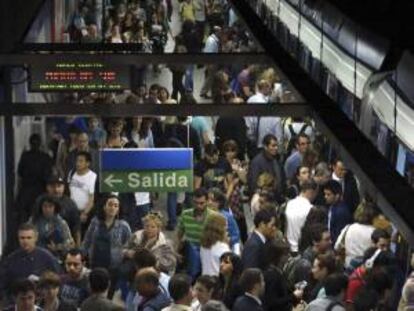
[184,65,194,92]
[186,242,201,281]
[167,192,177,228]
[129,203,151,231]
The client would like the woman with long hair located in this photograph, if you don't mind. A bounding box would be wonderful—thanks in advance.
[82,194,131,298]
[105,118,129,148]
[128,116,154,148]
[219,252,243,310]
[200,213,230,276]
[207,188,241,255]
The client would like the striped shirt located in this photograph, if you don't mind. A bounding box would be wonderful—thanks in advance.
[178,208,216,245]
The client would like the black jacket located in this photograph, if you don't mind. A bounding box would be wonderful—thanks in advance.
[263,265,296,311]
[241,232,265,269]
[232,294,263,311]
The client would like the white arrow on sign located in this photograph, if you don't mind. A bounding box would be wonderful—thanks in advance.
[104,174,123,188]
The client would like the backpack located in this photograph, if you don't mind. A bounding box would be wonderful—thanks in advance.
[285,123,309,157]
[282,255,304,289]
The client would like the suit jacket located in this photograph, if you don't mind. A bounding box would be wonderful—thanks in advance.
[232,294,263,311]
[241,232,265,269]
[329,201,352,244]
[80,293,123,311]
[343,172,360,214]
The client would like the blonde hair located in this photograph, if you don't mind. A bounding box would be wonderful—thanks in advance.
[200,213,228,248]
[259,68,280,84]
[256,172,275,189]
[143,212,163,228]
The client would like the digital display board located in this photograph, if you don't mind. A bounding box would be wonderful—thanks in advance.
[30,62,131,92]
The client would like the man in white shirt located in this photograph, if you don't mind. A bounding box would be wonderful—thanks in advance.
[285,179,318,254]
[69,151,97,223]
[247,79,272,104]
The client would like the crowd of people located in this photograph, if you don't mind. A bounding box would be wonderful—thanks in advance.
[68,0,258,53]
[2,89,414,311]
[3,1,414,311]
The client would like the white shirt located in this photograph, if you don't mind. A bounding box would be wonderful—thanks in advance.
[285,195,313,252]
[247,92,269,104]
[200,241,230,276]
[134,192,151,206]
[203,34,220,53]
[335,223,375,267]
[69,170,97,211]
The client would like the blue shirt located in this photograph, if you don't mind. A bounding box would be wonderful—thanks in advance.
[220,209,241,247]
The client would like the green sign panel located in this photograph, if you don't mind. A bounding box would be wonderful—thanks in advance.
[101,170,193,192]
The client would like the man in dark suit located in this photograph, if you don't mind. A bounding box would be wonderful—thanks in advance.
[324,180,353,244]
[241,209,277,269]
[232,268,265,311]
[80,268,123,311]
[331,159,360,214]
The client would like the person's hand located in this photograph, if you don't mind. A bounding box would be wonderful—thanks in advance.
[293,288,304,299]
[80,212,89,223]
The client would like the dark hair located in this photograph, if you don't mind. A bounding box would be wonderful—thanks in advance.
[371,229,390,244]
[169,274,192,302]
[263,239,289,268]
[323,273,348,296]
[219,252,243,279]
[76,151,92,163]
[135,269,159,288]
[96,194,120,221]
[193,187,208,199]
[205,143,219,156]
[12,279,36,297]
[32,195,61,221]
[253,208,275,228]
[309,224,329,244]
[298,207,328,252]
[365,266,394,296]
[39,271,61,288]
[133,247,157,269]
[65,248,85,261]
[353,288,379,311]
[315,253,337,275]
[89,268,110,293]
[323,180,342,196]
[299,179,318,193]
[295,133,310,145]
[208,188,227,210]
[29,133,41,145]
[18,222,37,233]
[239,268,263,293]
[196,275,219,294]
[222,140,239,154]
[262,134,277,147]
